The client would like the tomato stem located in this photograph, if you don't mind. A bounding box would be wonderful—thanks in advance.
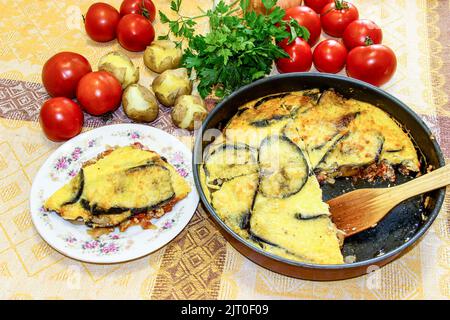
[322,0,349,16]
[139,0,150,19]
[334,0,349,10]
[364,36,374,46]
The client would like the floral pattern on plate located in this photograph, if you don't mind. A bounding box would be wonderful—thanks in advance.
[30,124,199,263]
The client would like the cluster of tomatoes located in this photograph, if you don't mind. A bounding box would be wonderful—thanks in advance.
[40,0,157,142]
[84,0,156,51]
[41,52,124,142]
[276,0,397,87]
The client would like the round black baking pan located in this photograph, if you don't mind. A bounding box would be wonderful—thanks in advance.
[193,73,445,281]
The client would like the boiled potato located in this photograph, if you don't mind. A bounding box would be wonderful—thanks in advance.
[171,95,208,131]
[98,51,139,89]
[122,84,159,122]
[143,40,182,73]
[152,68,192,107]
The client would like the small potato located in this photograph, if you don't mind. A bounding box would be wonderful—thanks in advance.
[98,51,139,89]
[171,95,208,131]
[152,68,192,107]
[122,84,159,122]
[144,40,182,73]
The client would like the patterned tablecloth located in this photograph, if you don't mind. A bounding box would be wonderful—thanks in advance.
[0,0,448,300]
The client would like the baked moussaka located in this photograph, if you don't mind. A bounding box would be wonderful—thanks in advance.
[200,89,419,265]
[44,143,191,237]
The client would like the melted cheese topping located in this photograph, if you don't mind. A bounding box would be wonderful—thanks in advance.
[211,173,258,238]
[83,164,174,211]
[224,92,317,148]
[204,144,258,186]
[253,177,329,219]
[201,89,420,265]
[45,173,81,212]
[254,216,344,264]
[44,145,191,229]
[348,100,419,170]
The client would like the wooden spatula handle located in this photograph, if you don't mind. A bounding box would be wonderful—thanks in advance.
[393,164,450,201]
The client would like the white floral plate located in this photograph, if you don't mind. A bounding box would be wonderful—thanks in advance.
[30,124,199,264]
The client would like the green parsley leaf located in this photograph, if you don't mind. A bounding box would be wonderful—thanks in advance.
[159,11,169,23]
[170,0,182,12]
[160,0,299,99]
[158,34,169,40]
[262,0,277,10]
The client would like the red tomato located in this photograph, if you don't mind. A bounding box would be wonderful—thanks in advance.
[313,39,347,73]
[321,1,359,38]
[304,0,332,14]
[120,0,156,21]
[276,37,313,73]
[76,71,122,116]
[42,52,92,98]
[346,44,397,86]
[84,2,120,42]
[39,97,84,142]
[283,6,321,46]
[343,19,383,49]
[116,14,155,51]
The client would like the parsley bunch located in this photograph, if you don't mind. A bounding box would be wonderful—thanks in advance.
[159,0,309,98]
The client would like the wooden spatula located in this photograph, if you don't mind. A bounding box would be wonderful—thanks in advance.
[327,164,450,238]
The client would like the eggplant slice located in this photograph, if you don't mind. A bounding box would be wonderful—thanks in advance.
[44,171,91,221]
[283,119,349,169]
[349,102,420,172]
[283,91,361,169]
[82,163,175,214]
[258,135,309,199]
[316,130,385,176]
[62,170,84,205]
[211,173,259,238]
[253,93,289,109]
[223,91,320,149]
[249,92,317,127]
[204,143,258,187]
[46,171,84,209]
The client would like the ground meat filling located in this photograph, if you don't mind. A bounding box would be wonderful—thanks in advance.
[316,160,399,184]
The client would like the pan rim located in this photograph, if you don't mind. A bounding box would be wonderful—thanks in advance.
[193,72,446,271]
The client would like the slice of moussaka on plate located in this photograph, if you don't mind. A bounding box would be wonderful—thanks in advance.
[200,89,420,265]
[44,143,191,237]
